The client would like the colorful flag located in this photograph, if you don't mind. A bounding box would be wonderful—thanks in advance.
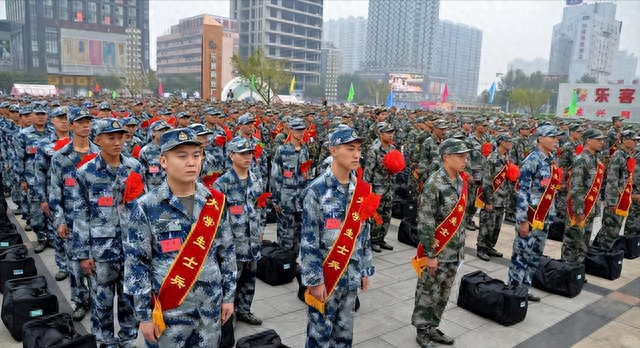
[94,83,101,93]
[347,82,355,102]
[385,90,394,108]
[488,82,496,104]
[441,83,448,103]
[289,76,296,94]
[250,75,257,90]
[568,89,578,116]
[158,81,163,97]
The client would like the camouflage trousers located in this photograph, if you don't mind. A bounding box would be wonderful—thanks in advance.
[54,227,67,271]
[593,209,624,250]
[477,207,504,249]
[504,190,517,220]
[561,218,594,265]
[20,187,29,218]
[65,231,90,305]
[411,261,458,329]
[235,260,257,315]
[555,190,568,220]
[29,200,52,243]
[624,203,640,236]
[276,211,302,256]
[465,182,479,224]
[508,225,548,288]
[371,198,392,244]
[90,261,138,348]
[146,306,221,348]
[305,285,357,348]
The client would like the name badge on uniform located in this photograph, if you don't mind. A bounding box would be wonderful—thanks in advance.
[168,221,182,232]
[27,146,37,154]
[540,178,550,187]
[149,165,160,174]
[324,218,341,229]
[64,177,76,187]
[159,237,181,253]
[229,205,244,215]
[283,170,294,178]
[98,196,114,207]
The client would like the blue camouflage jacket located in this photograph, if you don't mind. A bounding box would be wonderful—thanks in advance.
[515,148,556,226]
[138,142,165,191]
[124,182,237,324]
[15,125,53,184]
[270,142,310,212]
[300,167,375,291]
[72,154,143,262]
[225,135,268,189]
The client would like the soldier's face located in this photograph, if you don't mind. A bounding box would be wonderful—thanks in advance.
[622,139,637,151]
[96,132,125,157]
[380,131,394,143]
[160,145,203,184]
[51,115,70,133]
[34,113,47,126]
[501,141,513,151]
[586,138,604,152]
[240,123,254,136]
[332,142,362,171]
[72,118,92,138]
[520,129,531,137]
[291,129,305,140]
[538,136,559,153]
[197,135,209,149]
[230,151,253,170]
[177,117,191,127]
[444,153,468,173]
[98,110,112,118]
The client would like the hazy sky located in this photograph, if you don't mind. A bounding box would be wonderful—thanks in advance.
[1,0,639,92]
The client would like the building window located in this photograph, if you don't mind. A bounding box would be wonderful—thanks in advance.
[45,27,58,54]
[115,6,123,26]
[43,0,54,18]
[33,57,39,67]
[74,0,83,22]
[32,40,38,52]
[102,4,111,24]
[58,0,68,20]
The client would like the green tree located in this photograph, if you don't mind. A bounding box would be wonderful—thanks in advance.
[577,74,597,83]
[124,69,146,97]
[510,88,551,116]
[231,49,291,104]
[0,71,48,94]
[364,79,389,106]
[162,75,200,94]
[95,74,123,90]
[146,69,160,94]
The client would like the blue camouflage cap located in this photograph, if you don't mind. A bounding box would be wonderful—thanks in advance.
[8,104,19,112]
[288,117,306,130]
[160,128,201,153]
[49,100,61,107]
[188,123,213,136]
[68,108,94,123]
[121,117,139,126]
[150,120,171,132]
[158,108,172,116]
[176,111,191,118]
[116,106,126,112]
[535,125,563,138]
[440,138,472,155]
[99,102,111,111]
[19,107,33,115]
[95,118,127,135]
[0,102,10,108]
[227,136,255,153]
[33,105,47,114]
[329,126,365,147]
[51,107,67,118]
[238,113,256,125]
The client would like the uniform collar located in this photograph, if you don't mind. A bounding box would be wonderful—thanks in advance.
[157,181,209,218]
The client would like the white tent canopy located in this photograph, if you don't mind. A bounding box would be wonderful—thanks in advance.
[11,84,59,97]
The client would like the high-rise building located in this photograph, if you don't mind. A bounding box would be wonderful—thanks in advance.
[548,2,621,83]
[229,0,323,91]
[323,16,366,74]
[5,0,150,95]
[0,20,17,72]
[320,42,340,103]
[507,58,549,75]
[432,20,482,99]
[610,50,638,84]
[157,14,239,101]
[364,0,439,73]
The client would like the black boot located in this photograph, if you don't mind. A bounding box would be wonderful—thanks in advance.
[476,247,490,262]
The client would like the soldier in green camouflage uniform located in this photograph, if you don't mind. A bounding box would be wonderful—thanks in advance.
[464,118,491,231]
[556,124,582,220]
[416,120,447,184]
[594,130,640,249]
[562,129,605,264]
[604,116,623,160]
[412,138,471,348]
[624,151,640,236]
[364,122,398,253]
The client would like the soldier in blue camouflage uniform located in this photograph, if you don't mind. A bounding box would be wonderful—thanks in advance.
[201,108,228,174]
[0,104,21,209]
[130,100,150,140]
[593,130,640,249]
[364,122,398,252]
[49,109,99,320]
[121,117,144,158]
[174,111,192,129]
[16,105,54,252]
[15,107,36,224]
[563,129,605,264]
[505,123,533,223]
[214,136,264,326]
[556,124,582,220]
[270,118,310,255]
[139,121,171,191]
[124,128,237,348]
[476,133,512,262]
[227,113,268,186]
[412,138,471,348]
[508,125,563,302]
[464,117,491,231]
[73,118,142,348]
[301,126,374,348]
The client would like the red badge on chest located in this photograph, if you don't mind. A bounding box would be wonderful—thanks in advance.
[283,170,294,178]
[64,177,76,187]
[149,165,160,174]
[159,238,182,253]
[229,205,244,215]
[324,218,341,229]
[97,196,114,207]
[27,146,37,154]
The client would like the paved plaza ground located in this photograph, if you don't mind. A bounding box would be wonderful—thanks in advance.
[1,199,638,348]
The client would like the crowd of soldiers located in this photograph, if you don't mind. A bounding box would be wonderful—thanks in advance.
[0,95,639,348]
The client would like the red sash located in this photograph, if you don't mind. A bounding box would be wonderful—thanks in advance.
[609,139,620,157]
[527,164,562,230]
[151,189,226,333]
[615,159,635,217]
[475,164,507,209]
[567,162,604,227]
[412,174,468,276]
[304,178,371,315]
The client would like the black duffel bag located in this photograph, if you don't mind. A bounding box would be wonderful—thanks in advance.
[265,201,277,224]
[0,256,37,294]
[219,318,235,348]
[584,247,624,280]
[532,256,585,298]
[2,276,59,341]
[0,244,28,261]
[236,329,289,348]
[257,240,296,286]
[0,230,23,250]
[547,216,565,242]
[457,270,528,326]
[398,218,419,247]
[612,235,640,260]
[22,312,97,348]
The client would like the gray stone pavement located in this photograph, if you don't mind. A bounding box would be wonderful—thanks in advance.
[1,199,638,348]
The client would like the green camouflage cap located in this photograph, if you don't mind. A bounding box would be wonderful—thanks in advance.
[377,122,395,133]
[620,130,640,140]
[582,129,605,140]
[440,138,472,155]
[495,133,512,144]
[568,124,581,132]
[432,119,448,129]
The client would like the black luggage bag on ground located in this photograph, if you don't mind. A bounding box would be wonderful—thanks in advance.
[532,256,585,298]
[1,275,59,341]
[22,313,97,348]
[219,319,235,348]
[0,230,23,250]
[612,235,640,260]
[0,255,37,294]
[398,218,419,247]
[236,329,289,348]
[547,216,565,242]
[257,240,296,286]
[457,270,528,326]
[584,247,624,280]
[0,244,28,261]
[265,201,277,224]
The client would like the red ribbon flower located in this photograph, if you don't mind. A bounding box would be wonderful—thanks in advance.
[256,192,272,208]
[628,158,636,174]
[507,163,520,183]
[382,149,406,174]
[300,160,312,180]
[482,142,492,158]
[123,172,144,204]
[223,126,233,141]
[575,145,584,156]
[360,193,383,225]
[132,144,141,159]
[254,143,263,163]
[215,135,226,147]
[53,138,71,151]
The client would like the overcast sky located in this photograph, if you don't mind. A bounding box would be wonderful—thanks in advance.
[1,0,639,92]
